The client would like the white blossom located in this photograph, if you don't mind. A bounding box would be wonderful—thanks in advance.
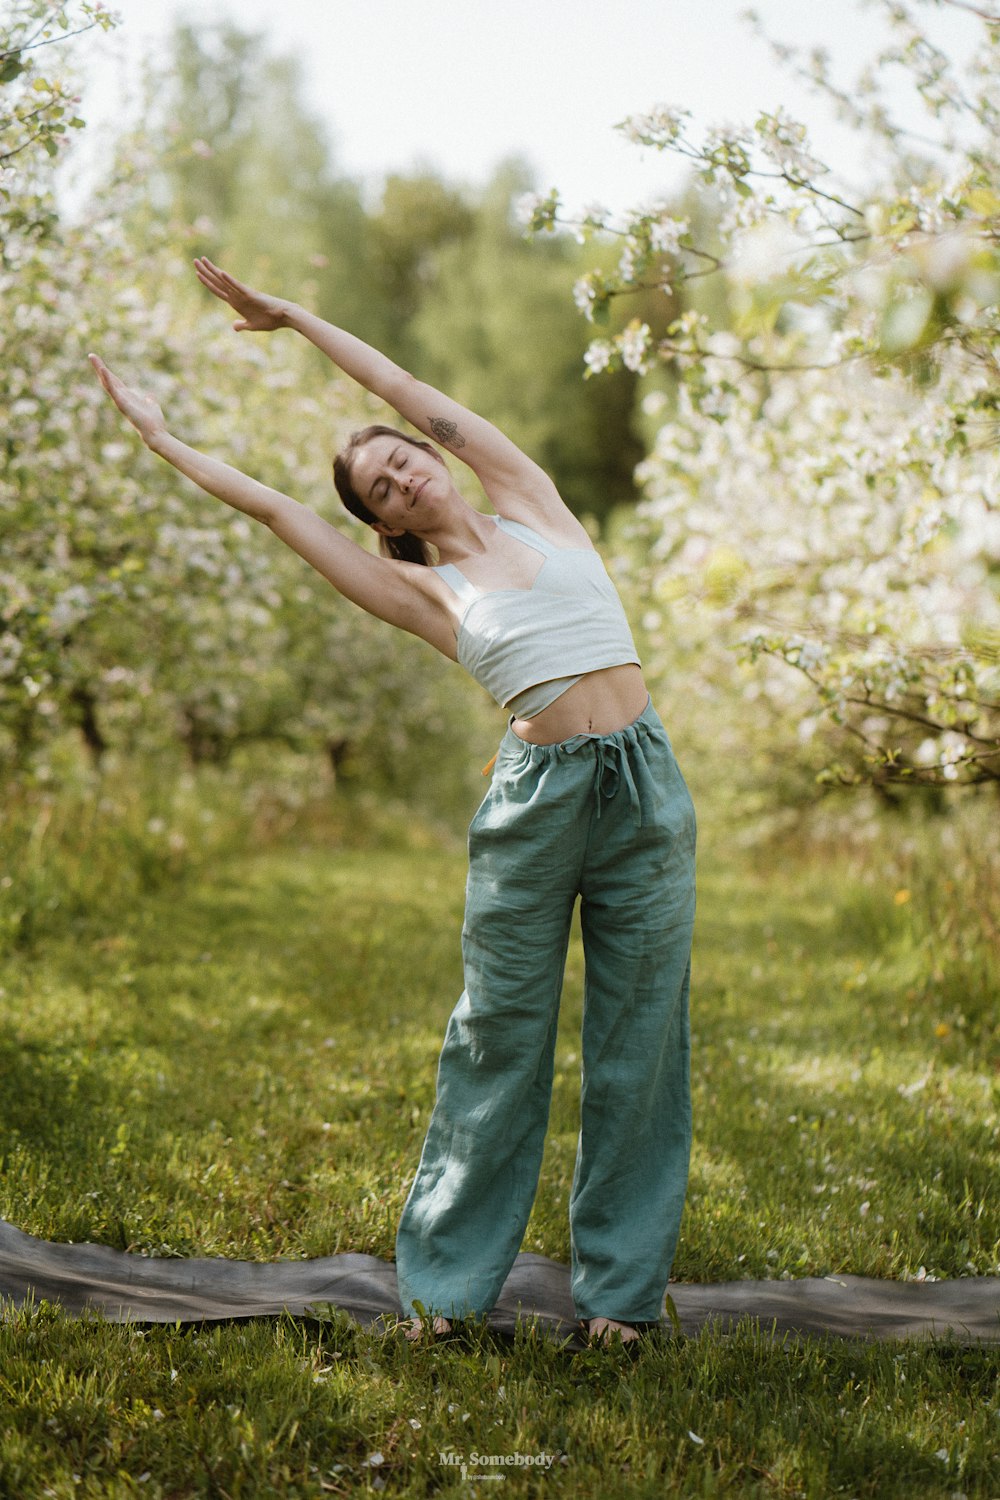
[649,214,689,255]
[583,340,613,375]
[0,633,24,678]
[755,108,827,180]
[618,242,638,281]
[514,192,545,227]
[617,105,690,148]
[573,275,597,315]
[49,586,94,633]
[619,322,652,373]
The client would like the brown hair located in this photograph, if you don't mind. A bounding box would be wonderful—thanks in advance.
[333,424,443,566]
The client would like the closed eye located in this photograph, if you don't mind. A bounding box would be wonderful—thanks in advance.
[370,446,405,503]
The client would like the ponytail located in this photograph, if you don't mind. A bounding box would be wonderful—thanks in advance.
[378,530,430,566]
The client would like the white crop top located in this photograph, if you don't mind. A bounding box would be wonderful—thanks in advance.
[433,516,640,718]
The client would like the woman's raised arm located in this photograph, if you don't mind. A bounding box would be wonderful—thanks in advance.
[192,258,576,532]
[87,355,456,656]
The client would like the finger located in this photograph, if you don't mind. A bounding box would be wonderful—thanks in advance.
[88,353,114,392]
[193,261,231,302]
[88,356,135,414]
[194,256,231,290]
[95,361,121,393]
[194,255,226,284]
[200,255,237,284]
[202,257,253,297]
[193,257,232,292]
[198,279,230,305]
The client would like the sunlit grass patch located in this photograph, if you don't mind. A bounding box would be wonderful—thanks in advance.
[1,779,997,1497]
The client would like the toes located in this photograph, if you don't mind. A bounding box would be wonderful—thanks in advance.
[587,1317,641,1347]
[400,1315,453,1342]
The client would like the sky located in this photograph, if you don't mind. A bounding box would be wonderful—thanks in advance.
[70,0,981,214]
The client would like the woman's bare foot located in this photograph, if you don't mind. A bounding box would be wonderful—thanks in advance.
[587,1317,640,1346]
[401,1315,452,1342]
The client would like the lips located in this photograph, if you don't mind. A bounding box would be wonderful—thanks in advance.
[409,478,428,507]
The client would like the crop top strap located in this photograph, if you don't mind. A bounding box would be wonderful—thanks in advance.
[434,514,560,603]
[493,514,559,556]
[433,562,480,606]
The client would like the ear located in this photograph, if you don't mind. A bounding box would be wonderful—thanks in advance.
[371,521,407,538]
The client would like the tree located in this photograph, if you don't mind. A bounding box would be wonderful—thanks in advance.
[528,0,1000,792]
[361,169,477,364]
[1,0,115,246]
[130,21,381,348]
[1,12,493,801]
[411,161,645,525]
[122,23,657,530]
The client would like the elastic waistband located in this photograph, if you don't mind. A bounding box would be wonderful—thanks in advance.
[501,695,663,762]
[497,698,667,825]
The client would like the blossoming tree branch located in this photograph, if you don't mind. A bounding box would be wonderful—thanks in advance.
[522,0,1000,791]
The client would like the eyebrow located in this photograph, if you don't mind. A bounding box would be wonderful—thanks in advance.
[367,446,403,503]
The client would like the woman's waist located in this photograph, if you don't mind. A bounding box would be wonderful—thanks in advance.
[509,664,649,745]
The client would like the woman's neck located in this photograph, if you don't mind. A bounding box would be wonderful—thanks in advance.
[415,502,496,565]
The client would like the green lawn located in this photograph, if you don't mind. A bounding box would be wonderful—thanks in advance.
[1,782,997,1498]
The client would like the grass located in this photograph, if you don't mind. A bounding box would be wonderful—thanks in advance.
[0,765,998,1498]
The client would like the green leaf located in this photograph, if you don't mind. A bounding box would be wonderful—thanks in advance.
[0,53,24,85]
[965,186,1000,217]
[887,214,918,241]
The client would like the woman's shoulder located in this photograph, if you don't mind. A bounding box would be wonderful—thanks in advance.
[488,504,595,554]
[489,513,593,554]
[477,463,594,551]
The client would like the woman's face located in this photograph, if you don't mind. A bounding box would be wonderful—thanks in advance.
[350,434,446,535]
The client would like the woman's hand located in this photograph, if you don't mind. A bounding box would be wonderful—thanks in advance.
[193,257,294,332]
[88,354,167,447]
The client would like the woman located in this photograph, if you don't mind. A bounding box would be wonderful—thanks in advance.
[90,258,697,1348]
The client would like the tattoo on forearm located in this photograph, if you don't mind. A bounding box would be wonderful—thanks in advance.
[428,416,466,448]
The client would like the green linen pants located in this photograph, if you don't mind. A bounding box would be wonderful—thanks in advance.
[395,697,697,1323]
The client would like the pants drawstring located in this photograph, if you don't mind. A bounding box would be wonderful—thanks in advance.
[563,729,644,824]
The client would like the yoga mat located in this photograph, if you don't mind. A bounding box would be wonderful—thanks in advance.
[2,1222,997,1346]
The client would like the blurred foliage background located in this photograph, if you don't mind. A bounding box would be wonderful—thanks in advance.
[0,8,657,819]
[1,2,997,952]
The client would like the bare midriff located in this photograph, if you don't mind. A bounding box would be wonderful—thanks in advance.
[509,663,650,746]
